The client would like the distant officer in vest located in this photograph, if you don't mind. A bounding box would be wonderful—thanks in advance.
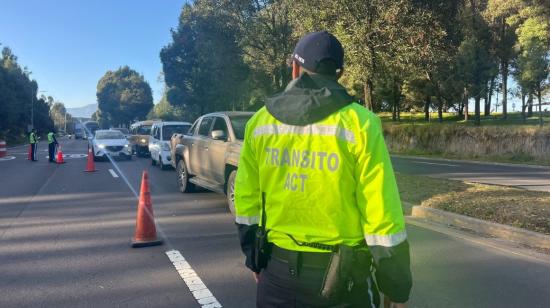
[234,31,412,307]
[47,130,59,163]
[29,129,39,161]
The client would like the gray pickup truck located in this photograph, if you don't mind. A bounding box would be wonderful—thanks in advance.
[171,111,254,214]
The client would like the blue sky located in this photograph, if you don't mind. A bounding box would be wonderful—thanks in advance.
[0,0,185,108]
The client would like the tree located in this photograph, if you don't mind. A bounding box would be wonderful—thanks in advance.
[292,0,447,113]
[49,101,77,133]
[160,1,248,117]
[513,5,549,126]
[483,0,523,119]
[224,0,294,95]
[457,0,497,125]
[0,45,53,141]
[96,66,153,127]
[147,90,188,121]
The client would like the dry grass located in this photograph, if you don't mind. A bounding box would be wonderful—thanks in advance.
[396,173,550,235]
[384,124,550,165]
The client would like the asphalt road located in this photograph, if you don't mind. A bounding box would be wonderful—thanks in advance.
[392,155,550,192]
[1,139,549,307]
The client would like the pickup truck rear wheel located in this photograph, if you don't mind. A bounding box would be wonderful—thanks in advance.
[177,159,194,193]
[226,170,237,216]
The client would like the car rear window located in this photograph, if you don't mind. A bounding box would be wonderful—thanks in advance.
[136,125,151,135]
[95,131,125,139]
[162,125,190,140]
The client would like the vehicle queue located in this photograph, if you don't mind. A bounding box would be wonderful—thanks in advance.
[85,113,252,216]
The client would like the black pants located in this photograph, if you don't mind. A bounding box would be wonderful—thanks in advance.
[257,253,380,308]
[48,143,56,162]
[31,143,37,161]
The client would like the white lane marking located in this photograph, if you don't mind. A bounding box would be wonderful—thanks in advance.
[166,250,222,308]
[414,161,459,167]
[108,169,119,178]
[0,156,16,161]
[43,154,87,160]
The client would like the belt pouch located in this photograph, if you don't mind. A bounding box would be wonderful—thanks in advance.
[319,245,355,300]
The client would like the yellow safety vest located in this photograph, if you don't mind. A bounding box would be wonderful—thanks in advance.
[29,132,37,144]
[234,104,406,252]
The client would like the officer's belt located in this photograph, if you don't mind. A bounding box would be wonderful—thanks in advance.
[271,245,331,269]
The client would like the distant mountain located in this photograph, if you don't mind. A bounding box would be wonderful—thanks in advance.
[67,103,98,118]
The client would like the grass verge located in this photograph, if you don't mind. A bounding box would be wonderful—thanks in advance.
[392,151,550,167]
[396,173,550,235]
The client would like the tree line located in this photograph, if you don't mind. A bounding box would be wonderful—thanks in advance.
[0,47,51,142]
[156,0,549,125]
[94,0,548,127]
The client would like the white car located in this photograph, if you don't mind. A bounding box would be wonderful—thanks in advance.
[90,130,132,161]
[149,121,191,170]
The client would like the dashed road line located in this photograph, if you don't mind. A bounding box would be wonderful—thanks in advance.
[166,250,222,308]
[108,169,119,178]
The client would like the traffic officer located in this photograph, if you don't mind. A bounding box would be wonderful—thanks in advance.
[47,130,58,163]
[29,128,39,161]
[234,31,412,307]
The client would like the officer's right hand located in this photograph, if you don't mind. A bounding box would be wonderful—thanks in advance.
[252,272,260,283]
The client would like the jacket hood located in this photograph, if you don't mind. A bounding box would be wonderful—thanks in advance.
[265,73,354,126]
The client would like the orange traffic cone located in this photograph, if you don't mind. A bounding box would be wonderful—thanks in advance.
[56,145,65,164]
[131,171,162,248]
[27,144,32,160]
[84,147,97,172]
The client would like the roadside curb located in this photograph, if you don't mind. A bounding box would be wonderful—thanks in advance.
[391,154,550,170]
[411,205,550,250]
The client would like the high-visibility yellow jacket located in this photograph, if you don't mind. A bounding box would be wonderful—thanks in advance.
[235,103,406,251]
[47,132,57,144]
[29,132,37,144]
[234,73,411,303]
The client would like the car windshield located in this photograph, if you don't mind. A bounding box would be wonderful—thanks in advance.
[112,128,129,135]
[95,131,125,140]
[162,125,190,140]
[229,115,253,140]
[136,125,151,135]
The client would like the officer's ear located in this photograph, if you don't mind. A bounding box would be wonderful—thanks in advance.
[292,61,300,80]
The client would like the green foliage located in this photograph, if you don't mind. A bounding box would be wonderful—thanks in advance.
[160,1,248,118]
[0,46,53,141]
[292,0,448,112]
[156,0,547,127]
[147,91,189,121]
[515,7,549,94]
[96,66,153,127]
[50,102,68,132]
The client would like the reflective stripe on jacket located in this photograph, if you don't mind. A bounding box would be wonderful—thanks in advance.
[234,103,406,252]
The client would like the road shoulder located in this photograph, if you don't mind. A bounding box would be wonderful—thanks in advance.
[405,216,550,265]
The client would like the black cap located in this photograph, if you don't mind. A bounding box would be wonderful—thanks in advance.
[292,31,344,74]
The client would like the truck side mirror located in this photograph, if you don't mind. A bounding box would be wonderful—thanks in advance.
[210,130,227,141]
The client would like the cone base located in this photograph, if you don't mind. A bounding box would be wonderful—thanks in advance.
[131,238,163,248]
[56,162,66,164]
[84,169,98,172]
